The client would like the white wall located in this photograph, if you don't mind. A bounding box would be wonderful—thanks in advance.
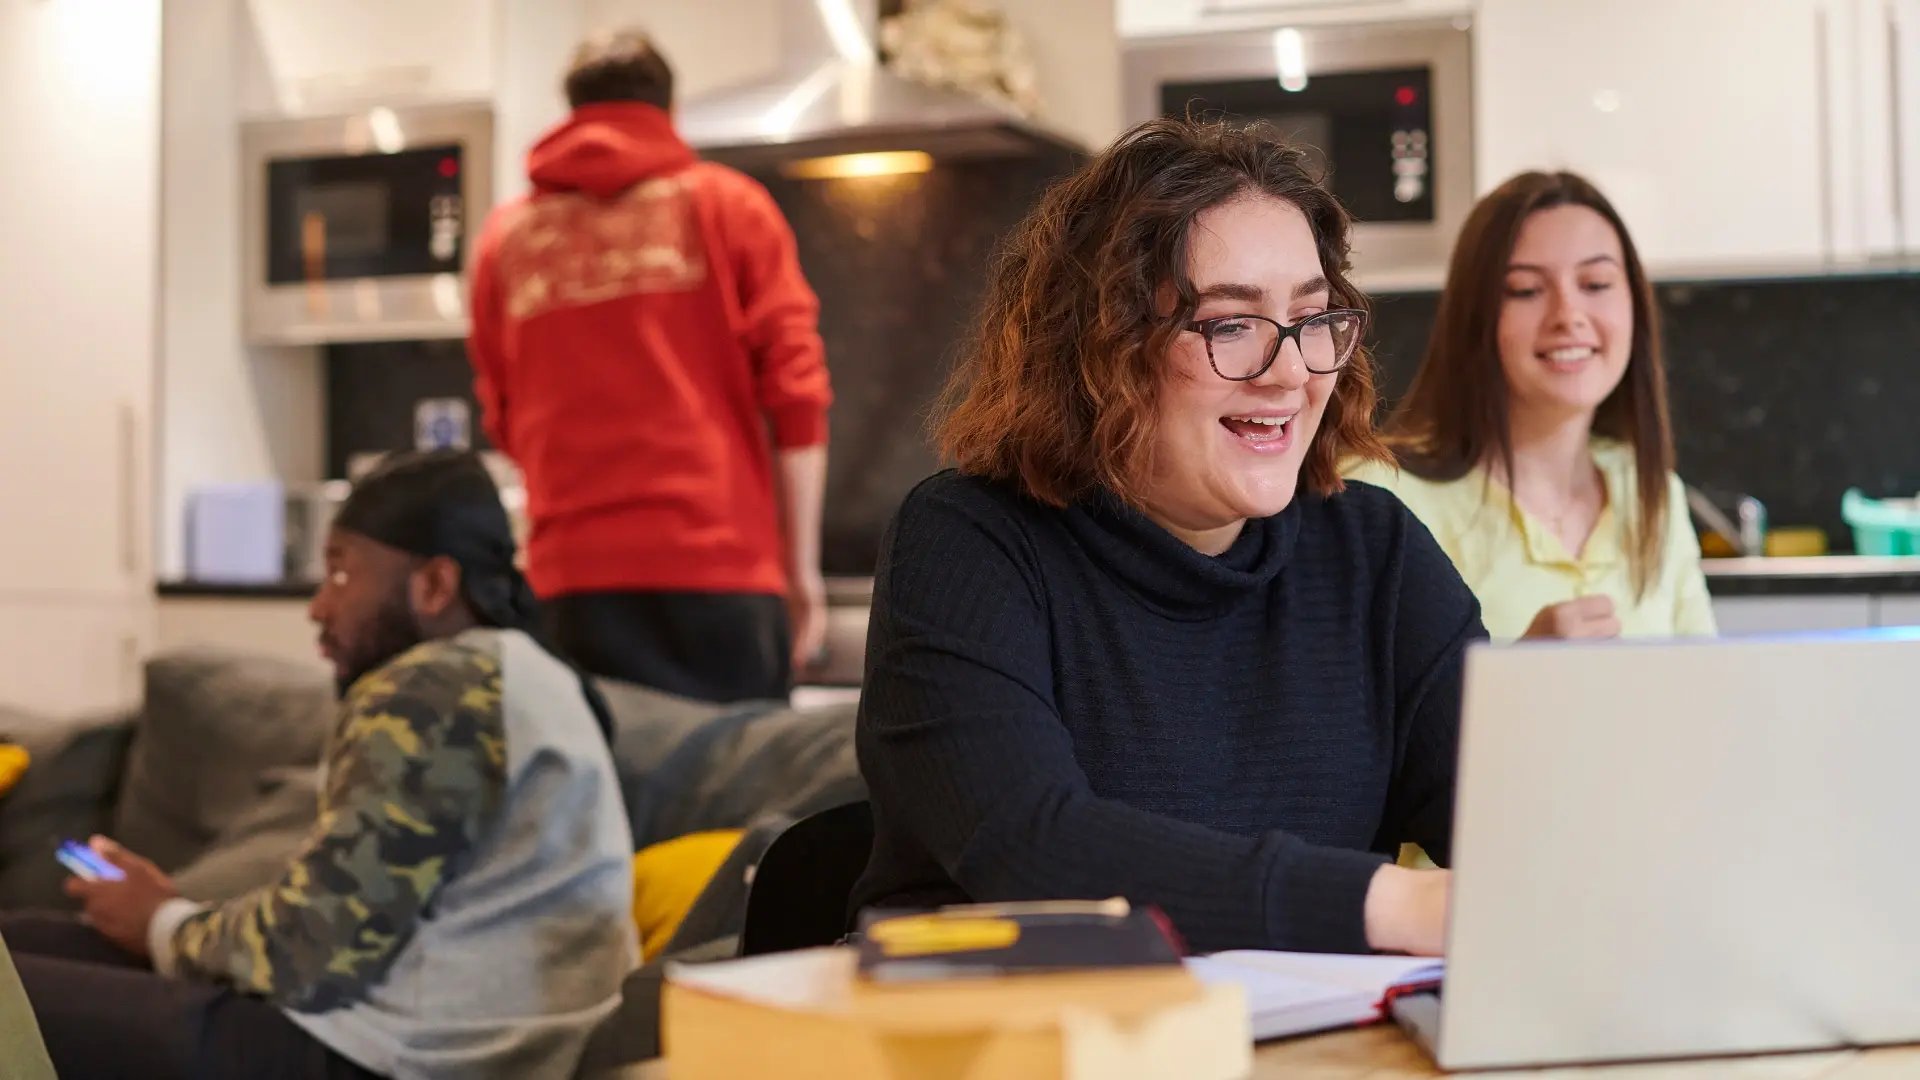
[238,0,496,115]
[1004,0,1122,151]
[585,0,1120,151]
[583,0,785,100]
[495,0,589,204]
[158,0,324,581]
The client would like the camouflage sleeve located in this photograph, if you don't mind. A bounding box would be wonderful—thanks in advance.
[167,639,508,1012]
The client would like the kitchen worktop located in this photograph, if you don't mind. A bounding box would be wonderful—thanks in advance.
[158,579,320,599]
[1701,556,1920,596]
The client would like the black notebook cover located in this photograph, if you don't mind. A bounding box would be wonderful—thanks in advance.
[855,899,1184,983]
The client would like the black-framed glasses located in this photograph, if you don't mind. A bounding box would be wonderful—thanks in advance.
[1183,308,1369,379]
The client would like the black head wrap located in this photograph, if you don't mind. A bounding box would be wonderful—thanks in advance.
[334,451,616,741]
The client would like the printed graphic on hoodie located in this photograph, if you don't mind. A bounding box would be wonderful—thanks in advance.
[495,176,707,321]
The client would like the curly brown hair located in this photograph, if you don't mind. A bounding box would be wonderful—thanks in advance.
[935,117,1387,508]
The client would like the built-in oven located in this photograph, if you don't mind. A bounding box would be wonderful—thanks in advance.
[242,102,492,344]
[1124,19,1472,285]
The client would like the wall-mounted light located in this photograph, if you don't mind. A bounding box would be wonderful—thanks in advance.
[1272,28,1308,93]
[780,150,934,181]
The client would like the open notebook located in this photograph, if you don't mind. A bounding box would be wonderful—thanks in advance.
[1185,951,1444,1041]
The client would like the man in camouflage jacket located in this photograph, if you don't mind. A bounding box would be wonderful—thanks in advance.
[2,453,636,1080]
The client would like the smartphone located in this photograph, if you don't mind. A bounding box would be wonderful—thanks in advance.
[55,839,124,882]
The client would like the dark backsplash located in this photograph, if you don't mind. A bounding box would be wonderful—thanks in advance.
[327,187,1920,569]
[758,149,1082,574]
[1366,273,1920,551]
[325,338,491,478]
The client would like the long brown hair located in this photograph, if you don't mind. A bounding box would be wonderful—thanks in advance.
[935,117,1388,509]
[1384,171,1674,594]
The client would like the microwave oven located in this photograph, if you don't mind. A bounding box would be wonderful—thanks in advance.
[1124,19,1472,285]
[241,102,493,344]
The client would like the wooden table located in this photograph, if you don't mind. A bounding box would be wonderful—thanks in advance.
[614,1027,1920,1078]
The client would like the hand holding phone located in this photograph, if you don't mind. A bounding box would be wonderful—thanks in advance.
[55,839,125,883]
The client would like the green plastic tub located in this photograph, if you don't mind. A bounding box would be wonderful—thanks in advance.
[1841,488,1920,556]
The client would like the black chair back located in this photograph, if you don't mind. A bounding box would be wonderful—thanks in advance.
[739,800,874,956]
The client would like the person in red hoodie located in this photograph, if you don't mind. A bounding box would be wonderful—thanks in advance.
[468,30,832,702]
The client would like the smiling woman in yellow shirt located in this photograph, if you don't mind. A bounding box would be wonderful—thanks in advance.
[1347,171,1714,642]
[1347,437,1713,640]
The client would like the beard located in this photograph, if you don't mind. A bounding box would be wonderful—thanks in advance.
[332,589,426,697]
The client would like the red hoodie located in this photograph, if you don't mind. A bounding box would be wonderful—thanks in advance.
[468,103,831,599]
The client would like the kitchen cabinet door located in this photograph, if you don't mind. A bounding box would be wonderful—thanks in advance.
[1711,595,1874,636]
[1822,0,1912,265]
[0,0,160,597]
[1894,0,1920,259]
[1118,0,1473,38]
[1476,0,1828,275]
[1871,595,1920,627]
[0,597,151,718]
[156,597,326,676]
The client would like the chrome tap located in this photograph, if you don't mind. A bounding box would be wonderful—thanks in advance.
[1686,485,1768,557]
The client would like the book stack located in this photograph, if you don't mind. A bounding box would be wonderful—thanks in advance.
[662,899,1252,1080]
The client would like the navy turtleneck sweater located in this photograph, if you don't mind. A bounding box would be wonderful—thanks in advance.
[850,470,1485,954]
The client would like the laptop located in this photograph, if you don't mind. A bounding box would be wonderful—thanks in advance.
[1394,629,1920,1071]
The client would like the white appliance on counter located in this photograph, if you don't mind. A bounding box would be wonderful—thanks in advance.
[1124,18,1472,286]
[184,483,288,584]
[241,102,493,344]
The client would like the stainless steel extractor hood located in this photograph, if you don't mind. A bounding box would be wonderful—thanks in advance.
[675,0,1084,171]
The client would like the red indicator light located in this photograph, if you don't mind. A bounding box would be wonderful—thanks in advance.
[438,156,459,178]
[1395,86,1417,107]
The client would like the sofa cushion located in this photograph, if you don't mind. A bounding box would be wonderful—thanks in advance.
[111,650,334,871]
[171,767,321,903]
[596,680,864,851]
[629,829,743,961]
[0,709,136,910]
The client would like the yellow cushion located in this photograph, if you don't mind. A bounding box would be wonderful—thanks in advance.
[631,829,744,960]
[0,745,28,798]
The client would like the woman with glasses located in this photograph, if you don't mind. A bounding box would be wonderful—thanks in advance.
[1347,172,1714,641]
[848,119,1484,957]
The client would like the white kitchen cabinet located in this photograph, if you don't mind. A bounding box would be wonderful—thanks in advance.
[1853,0,1920,261]
[1711,595,1875,636]
[1818,0,1920,265]
[0,0,160,599]
[0,0,161,712]
[1118,0,1473,37]
[1476,0,1830,275]
[156,597,327,676]
[1871,595,1920,627]
[1898,0,1920,258]
[0,597,151,717]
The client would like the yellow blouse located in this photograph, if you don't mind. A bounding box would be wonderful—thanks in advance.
[1344,440,1716,642]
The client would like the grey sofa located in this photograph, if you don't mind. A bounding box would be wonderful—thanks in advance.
[0,647,865,1071]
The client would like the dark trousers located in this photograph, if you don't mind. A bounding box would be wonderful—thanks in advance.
[546,590,791,703]
[2,913,384,1080]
